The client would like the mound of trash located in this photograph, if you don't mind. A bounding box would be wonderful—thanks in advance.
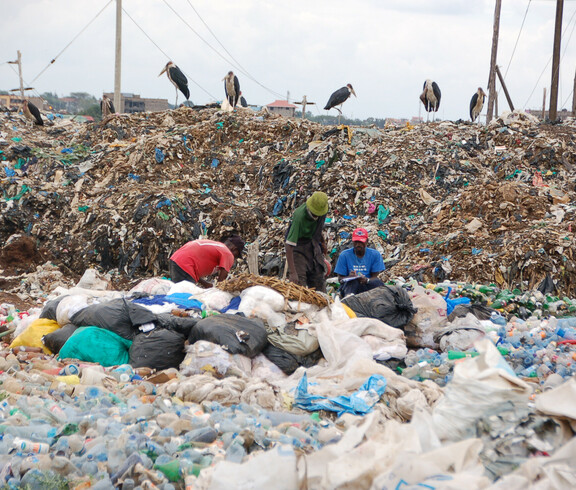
[1,107,575,300]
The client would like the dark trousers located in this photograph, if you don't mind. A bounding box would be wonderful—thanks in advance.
[169,260,197,284]
[340,278,384,298]
[293,242,326,292]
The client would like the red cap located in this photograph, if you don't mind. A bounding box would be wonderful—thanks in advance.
[352,228,368,243]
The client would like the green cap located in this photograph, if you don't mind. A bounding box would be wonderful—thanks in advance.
[306,192,329,216]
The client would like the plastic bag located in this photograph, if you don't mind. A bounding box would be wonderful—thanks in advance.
[42,323,78,354]
[238,286,287,327]
[180,341,252,377]
[56,294,92,326]
[129,277,174,296]
[10,319,60,354]
[405,286,448,348]
[58,327,132,367]
[129,328,186,370]
[267,324,319,356]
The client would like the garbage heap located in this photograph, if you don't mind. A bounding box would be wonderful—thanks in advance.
[1,108,575,298]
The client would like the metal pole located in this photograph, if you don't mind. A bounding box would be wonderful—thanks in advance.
[17,51,24,99]
[114,0,122,113]
[495,65,515,111]
[549,0,564,121]
[486,0,502,123]
[572,71,576,116]
[543,87,547,120]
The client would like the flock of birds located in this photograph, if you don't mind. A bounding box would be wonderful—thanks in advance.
[18,62,487,126]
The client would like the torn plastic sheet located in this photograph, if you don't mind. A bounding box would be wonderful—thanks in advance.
[294,372,387,416]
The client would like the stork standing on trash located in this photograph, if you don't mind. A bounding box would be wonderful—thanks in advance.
[223,71,240,109]
[469,87,486,123]
[21,100,43,126]
[100,95,115,119]
[159,61,190,107]
[324,84,356,123]
[420,79,441,122]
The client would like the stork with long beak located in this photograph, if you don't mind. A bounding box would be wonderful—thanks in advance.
[470,87,486,123]
[159,61,190,107]
[223,71,240,110]
[323,84,357,123]
[420,79,441,122]
[21,100,44,126]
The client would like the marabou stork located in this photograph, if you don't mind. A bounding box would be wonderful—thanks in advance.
[324,84,356,116]
[100,95,115,118]
[159,61,190,107]
[469,87,486,123]
[223,71,240,109]
[420,79,441,122]
[21,100,43,126]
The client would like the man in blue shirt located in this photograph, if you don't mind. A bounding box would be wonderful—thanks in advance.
[334,228,385,297]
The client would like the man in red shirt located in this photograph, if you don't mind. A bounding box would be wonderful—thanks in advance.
[169,235,244,288]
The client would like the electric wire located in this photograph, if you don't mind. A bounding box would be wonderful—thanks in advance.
[522,6,576,108]
[184,0,286,99]
[122,7,216,100]
[503,0,532,80]
[30,0,113,85]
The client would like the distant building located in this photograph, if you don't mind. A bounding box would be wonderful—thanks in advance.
[103,93,170,113]
[0,94,46,111]
[526,108,572,121]
[266,100,297,117]
[60,96,80,113]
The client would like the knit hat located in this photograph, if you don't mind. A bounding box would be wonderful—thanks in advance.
[306,192,329,216]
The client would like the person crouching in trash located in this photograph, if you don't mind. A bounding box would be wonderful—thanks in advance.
[334,227,385,298]
[169,235,245,288]
[285,191,329,292]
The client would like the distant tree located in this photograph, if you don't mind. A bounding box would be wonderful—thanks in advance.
[84,103,102,121]
[70,92,93,100]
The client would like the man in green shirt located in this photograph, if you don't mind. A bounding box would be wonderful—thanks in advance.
[285,191,329,292]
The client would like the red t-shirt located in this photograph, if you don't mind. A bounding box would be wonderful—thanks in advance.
[170,239,234,281]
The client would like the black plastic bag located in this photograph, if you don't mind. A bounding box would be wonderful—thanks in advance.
[42,323,78,354]
[39,295,69,321]
[189,314,268,358]
[70,298,157,340]
[262,344,322,375]
[154,313,198,338]
[342,285,417,329]
[129,328,186,370]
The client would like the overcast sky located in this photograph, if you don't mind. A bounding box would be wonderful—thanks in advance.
[2,0,576,121]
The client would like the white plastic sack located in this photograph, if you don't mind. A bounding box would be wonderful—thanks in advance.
[180,341,251,378]
[168,282,234,312]
[406,285,448,348]
[203,445,298,490]
[438,313,486,352]
[238,285,286,327]
[432,338,532,442]
[56,294,93,326]
[251,354,288,381]
[129,277,173,296]
[76,269,109,291]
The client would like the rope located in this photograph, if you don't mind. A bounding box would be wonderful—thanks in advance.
[122,7,216,100]
[184,0,286,100]
[30,0,113,85]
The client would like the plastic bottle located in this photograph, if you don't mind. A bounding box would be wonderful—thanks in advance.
[490,312,507,326]
[225,438,246,463]
[13,438,50,454]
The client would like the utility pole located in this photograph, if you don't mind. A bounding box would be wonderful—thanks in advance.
[486,0,502,123]
[549,0,564,121]
[543,87,548,119]
[114,0,122,113]
[8,51,25,99]
[572,71,576,115]
[294,96,316,119]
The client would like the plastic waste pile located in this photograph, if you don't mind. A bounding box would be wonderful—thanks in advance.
[1,107,576,299]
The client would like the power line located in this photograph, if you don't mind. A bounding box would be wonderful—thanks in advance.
[163,0,285,100]
[522,5,576,108]
[30,0,113,85]
[503,0,532,80]
[122,7,216,100]
[184,0,285,99]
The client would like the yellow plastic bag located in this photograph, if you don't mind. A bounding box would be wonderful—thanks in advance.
[10,319,60,354]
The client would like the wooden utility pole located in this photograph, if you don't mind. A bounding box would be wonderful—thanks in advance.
[294,96,316,119]
[486,0,502,123]
[495,65,514,111]
[572,71,576,116]
[8,51,25,99]
[549,0,564,121]
[543,87,547,120]
[114,0,122,113]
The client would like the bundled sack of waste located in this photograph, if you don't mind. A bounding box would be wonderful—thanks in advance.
[189,314,268,358]
[58,326,132,366]
[180,340,252,377]
[342,285,417,329]
[404,285,448,349]
[70,298,157,340]
[262,344,323,375]
[129,327,186,370]
[42,323,78,354]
